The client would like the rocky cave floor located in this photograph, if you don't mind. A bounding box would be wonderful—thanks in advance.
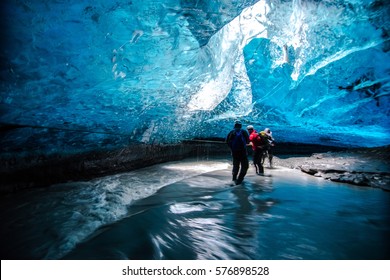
[273,146,390,191]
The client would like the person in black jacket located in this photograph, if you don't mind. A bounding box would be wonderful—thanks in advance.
[226,120,250,185]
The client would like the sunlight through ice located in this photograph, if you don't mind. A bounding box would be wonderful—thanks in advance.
[187,0,270,112]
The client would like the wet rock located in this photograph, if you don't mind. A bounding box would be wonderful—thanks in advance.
[275,145,390,191]
[300,165,317,175]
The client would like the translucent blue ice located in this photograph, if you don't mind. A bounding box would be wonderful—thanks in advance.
[1,0,389,157]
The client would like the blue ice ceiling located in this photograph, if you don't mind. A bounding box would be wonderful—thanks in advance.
[1,0,389,157]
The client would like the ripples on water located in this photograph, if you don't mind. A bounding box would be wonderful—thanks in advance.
[0,158,389,260]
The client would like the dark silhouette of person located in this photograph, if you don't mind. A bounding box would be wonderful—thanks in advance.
[226,120,249,184]
[261,128,275,168]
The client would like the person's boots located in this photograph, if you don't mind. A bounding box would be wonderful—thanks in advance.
[257,165,264,175]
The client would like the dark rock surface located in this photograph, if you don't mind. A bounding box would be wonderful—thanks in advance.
[0,140,230,194]
[274,146,390,191]
[0,144,195,194]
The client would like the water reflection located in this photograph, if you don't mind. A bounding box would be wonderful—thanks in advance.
[1,160,389,260]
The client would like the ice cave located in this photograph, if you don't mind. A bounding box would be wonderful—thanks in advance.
[1,0,390,190]
[1,0,390,262]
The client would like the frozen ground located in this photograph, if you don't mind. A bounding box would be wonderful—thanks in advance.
[274,146,390,191]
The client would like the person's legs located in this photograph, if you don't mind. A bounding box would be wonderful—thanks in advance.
[254,149,264,174]
[252,153,258,174]
[268,149,273,168]
[253,150,259,173]
[260,150,266,165]
[237,153,249,184]
[232,153,240,181]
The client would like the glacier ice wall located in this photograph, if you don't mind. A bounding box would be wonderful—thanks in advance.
[1,0,389,158]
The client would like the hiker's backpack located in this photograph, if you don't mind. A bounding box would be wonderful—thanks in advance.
[259,131,271,147]
[230,129,246,152]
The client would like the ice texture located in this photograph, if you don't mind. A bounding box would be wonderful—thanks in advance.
[1,0,389,157]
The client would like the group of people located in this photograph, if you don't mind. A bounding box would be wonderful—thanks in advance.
[226,120,275,185]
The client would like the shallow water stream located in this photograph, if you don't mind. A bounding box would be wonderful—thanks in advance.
[1,158,389,260]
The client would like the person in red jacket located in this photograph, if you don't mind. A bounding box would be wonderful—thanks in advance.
[247,125,265,175]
